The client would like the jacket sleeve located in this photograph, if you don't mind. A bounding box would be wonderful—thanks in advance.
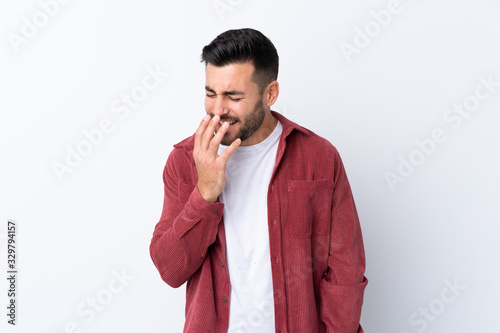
[319,148,368,333]
[149,148,224,288]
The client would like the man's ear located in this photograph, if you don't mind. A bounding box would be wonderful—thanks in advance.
[264,81,279,107]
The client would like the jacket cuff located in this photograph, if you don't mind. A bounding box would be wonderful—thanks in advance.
[320,277,368,333]
[173,186,224,242]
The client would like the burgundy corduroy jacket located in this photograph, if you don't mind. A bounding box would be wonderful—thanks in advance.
[150,111,367,333]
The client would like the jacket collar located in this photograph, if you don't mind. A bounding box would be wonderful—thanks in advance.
[173,110,310,153]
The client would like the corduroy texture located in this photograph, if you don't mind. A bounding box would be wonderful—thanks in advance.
[150,111,367,333]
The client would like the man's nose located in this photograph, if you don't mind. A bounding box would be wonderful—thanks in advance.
[212,96,229,117]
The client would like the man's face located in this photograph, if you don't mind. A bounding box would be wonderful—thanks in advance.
[205,61,266,146]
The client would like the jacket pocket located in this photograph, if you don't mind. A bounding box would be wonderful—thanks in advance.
[286,179,334,238]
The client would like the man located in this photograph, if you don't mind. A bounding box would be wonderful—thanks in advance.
[150,28,367,333]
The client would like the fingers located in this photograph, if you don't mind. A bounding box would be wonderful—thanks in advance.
[200,115,220,151]
[194,114,240,164]
[219,137,241,164]
[194,114,210,153]
[207,120,229,155]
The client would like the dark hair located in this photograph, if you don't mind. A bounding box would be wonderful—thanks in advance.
[201,28,279,93]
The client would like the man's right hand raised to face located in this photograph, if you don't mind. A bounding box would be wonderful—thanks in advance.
[193,114,241,203]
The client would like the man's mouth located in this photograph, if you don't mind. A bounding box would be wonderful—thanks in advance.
[219,120,236,126]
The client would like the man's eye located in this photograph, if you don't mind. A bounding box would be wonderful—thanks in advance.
[206,94,216,98]
[229,97,242,101]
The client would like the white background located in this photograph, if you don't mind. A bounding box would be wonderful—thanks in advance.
[1,0,499,332]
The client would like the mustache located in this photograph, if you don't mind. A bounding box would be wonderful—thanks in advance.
[207,113,239,123]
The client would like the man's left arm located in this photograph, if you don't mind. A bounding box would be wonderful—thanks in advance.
[319,148,368,333]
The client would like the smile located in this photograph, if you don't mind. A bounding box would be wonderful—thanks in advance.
[219,120,236,126]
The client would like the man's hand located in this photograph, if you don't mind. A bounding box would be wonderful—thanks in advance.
[193,114,241,203]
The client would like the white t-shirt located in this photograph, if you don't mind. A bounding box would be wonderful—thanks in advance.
[218,120,283,333]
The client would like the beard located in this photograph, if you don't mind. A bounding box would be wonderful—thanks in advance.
[211,98,266,146]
